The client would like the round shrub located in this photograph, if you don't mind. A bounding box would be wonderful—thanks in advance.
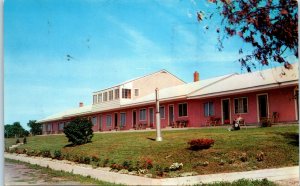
[63,117,94,145]
[188,138,215,150]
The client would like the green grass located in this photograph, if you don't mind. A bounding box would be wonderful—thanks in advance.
[5,158,122,185]
[6,125,299,176]
[4,137,20,148]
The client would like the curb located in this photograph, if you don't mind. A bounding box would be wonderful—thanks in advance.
[4,153,299,185]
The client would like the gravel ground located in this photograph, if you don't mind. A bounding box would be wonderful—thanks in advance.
[5,160,83,185]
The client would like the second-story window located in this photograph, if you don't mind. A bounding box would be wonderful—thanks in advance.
[115,89,119,99]
[109,90,113,101]
[135,89,139,97]
[122,89,131,99]
[97,93,102,103]
[93,95,97,104]
[103,92,108,102]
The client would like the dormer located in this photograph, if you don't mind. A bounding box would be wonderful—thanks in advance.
[92,69,185,105]
[93,86,121,105]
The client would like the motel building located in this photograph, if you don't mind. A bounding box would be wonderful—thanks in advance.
[39,64,299,134]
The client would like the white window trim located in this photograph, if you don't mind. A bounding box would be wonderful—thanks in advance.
[139,108,147,121]
[204,101,215,117]
[106,114,112,127]
[97,93,102,103]
[221,98,231,124]
[234,97,248,114]
[178,102,188,117]
[120,112,126,127]
[256,93,269,122]
[109,90,114,101]
[159,106,165,119]
[103,92,108,102]
[115,88,120,100]
[93,95,97,104]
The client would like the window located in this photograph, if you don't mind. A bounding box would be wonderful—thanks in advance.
[47,124,52,131]
[109,90,113,101]
[93,95,97,104]
[135,89,139,97]
[139,108,146,121]
[178,103,188,117]
[91,117,97,126]
[106,115,112,126]
[59,123,64,131]
[122,89,131,99]
[204,102,214,116]
[120,113,126,127]
[234,97,248,113]
[115,89,119,99]
[103,92,108,102]
[97,93,102,103]
[159,106,165,118]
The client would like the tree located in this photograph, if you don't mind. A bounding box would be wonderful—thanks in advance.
[63,117,93,145]
[198,0,298,72]
[27,120,42,135]
[4,122,29,138]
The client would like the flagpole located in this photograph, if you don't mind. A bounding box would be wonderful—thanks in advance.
[155,88,162,141]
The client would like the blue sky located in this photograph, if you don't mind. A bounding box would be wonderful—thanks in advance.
[4,0,296,130]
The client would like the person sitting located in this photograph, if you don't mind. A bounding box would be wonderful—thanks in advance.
[228,115,242,131]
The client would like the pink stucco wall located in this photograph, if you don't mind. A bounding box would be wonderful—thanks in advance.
[43,86,298,134]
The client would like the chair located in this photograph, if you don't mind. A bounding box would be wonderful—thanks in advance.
[272,112,279,123]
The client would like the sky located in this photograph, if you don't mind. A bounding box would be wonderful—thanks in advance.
[4,0,297,130]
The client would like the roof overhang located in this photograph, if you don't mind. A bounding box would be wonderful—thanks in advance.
[188,81,298,99]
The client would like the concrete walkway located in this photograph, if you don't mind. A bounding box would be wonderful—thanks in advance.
[4,153,299,185]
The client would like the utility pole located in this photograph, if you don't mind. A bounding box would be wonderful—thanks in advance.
[155,88,162,141]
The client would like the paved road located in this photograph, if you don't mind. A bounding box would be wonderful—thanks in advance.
[5,160,83,185]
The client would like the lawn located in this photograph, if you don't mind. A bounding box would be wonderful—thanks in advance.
[6,125,299,177]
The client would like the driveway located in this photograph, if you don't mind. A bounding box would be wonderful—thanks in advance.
[5,160,83,185]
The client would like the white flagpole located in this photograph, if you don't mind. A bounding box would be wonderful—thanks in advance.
[155,88,162,141]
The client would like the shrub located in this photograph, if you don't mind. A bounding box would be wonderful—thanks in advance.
[142,158,153,169]
[188,138,215,150]
[53,150,62,160]
[155,165,164,177]
[23,137,27,144]
[122,160,133,170]
[16,139,20,144]
[110,163,123,171]
[41,149,51,158]
[63,117,94,145]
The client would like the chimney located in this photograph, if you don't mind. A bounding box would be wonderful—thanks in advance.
[193,71,199,82]
[79,102,84,107]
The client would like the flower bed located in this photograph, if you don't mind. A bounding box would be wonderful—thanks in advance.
[188,138,215,150]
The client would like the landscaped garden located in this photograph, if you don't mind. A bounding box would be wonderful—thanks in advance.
[5,125,299,178]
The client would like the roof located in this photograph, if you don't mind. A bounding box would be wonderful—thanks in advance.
[92,69,186,93]
[38,105,92,123]
[188,63,299,99]
[121,73,235,106]
[38,64,299,123]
